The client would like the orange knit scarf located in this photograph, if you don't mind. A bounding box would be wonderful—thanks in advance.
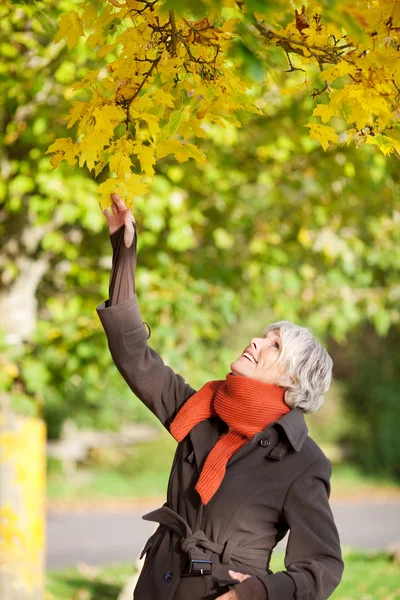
[169,373,290,505]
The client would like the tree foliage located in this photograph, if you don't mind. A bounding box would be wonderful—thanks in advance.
[329,324,400,479]
[1,1,399,439]
[45,0,400,208]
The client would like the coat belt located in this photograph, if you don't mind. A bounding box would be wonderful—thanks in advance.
[142,505,271,571]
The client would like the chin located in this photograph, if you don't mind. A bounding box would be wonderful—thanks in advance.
[230,360,248,377]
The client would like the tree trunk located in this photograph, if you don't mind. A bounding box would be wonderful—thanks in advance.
[0,408,46,600]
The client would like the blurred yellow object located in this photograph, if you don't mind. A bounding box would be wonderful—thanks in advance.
[0,411,46,600]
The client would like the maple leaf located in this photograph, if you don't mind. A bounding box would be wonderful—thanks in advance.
[153,88,175,109]
[312,103,337,124]
[65,101,88,129]
[45,138,77,169]
[134,143,156,177]
[54,11,84,51]
[322,62,357,84]
[365,133,398,156]
[157,139,206,164]
[93,104,126,132]
[98,175,148,210]
[109,151,133,177]
[305,123,340,151]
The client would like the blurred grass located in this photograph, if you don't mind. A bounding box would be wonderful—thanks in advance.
[46,550,400,600]
[46,564,129,600]
[47,430,400,503]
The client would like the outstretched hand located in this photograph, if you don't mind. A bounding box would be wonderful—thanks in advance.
[103,193,136,249]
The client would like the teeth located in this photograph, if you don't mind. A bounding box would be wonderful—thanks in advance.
[243,352,256,363]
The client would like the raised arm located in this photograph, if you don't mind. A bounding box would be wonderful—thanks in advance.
[96,194,196,431]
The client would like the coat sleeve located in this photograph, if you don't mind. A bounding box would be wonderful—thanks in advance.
[235,457,344,600]
[97,223,196,430]
[97,297,197,430]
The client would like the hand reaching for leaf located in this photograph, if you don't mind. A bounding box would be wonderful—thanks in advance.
[103,193,136,249]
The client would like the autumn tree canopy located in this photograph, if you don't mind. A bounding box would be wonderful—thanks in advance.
[44,0,400,207]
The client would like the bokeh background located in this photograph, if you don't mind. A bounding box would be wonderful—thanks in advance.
[1,1,399,599]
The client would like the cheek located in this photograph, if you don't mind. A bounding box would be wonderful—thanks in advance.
[261,352,279,368]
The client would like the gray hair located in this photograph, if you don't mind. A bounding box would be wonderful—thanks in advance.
[262,320,333,414]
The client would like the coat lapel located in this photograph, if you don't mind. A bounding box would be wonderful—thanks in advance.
[189,416,223,473]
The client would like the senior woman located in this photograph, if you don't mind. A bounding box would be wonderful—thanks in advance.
[96,193,344,600]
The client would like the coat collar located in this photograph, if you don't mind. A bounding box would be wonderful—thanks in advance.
[267,407,308,452]
[189,407,308,473]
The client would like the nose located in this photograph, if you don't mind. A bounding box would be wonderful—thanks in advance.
[250,338,259,351]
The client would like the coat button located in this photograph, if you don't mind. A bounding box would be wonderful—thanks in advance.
[163,571,173,582]
[259,438,270,448]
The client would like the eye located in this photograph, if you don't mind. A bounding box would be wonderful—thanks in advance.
[272,341,280,350]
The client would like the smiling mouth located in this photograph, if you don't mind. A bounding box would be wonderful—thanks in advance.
[242,352,257,364]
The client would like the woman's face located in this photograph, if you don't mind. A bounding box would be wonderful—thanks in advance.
[230,329,288,386]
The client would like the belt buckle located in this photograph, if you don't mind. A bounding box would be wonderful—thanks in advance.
[189,559,212,575]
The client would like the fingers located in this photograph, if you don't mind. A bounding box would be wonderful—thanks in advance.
[228,570,251,583]
[104,193,130,214]
[111,193,128,212]
[104,194,135,243]
[124,221,135,248]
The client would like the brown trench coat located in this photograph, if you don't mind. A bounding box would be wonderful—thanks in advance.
[96,296,344,600]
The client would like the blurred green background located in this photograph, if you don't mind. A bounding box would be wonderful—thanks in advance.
[1,1,399,599]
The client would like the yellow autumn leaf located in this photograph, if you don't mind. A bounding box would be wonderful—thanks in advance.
[157,139,206,164]
[365,133,398,156]
[108,136,135,177]
[109,151,133,177]
[134,143,156,176]
[312,103,337,124]
[179,118,207,140]
[45,137,77,169]
[153,88,175,109]
[78,131,113,170]
[71,69,100,92]
[64,101,88,129]
[124,173,149,197]
[130,93,152,114]
[85,4,115,50]
[139,113,160,139]
[93,104,126,132]
[54,11,84,51]
[97,41,121,58]
[81,3,98,28]
[98,175,148,210]
[304,123,340,151]
[116,78,138,103]
[302,21,330,46]
[321,61,357,84]
[221,18,241,33]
